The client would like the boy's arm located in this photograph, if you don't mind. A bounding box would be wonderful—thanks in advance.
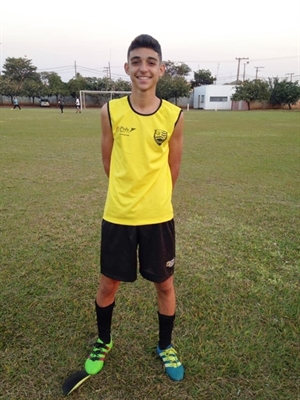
[168,111,184,188]
[101,103,114,177]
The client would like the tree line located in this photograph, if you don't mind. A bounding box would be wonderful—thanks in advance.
[0,57,207,105]
[0,57,216,105]
[231,78,300,110]
[1,57,299,108]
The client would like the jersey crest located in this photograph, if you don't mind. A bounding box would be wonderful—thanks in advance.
[154,129,168,145]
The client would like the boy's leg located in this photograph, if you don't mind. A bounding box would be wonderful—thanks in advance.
[85,275,120,375]
[154,275,175,316]
[155,277,184,381]
[96,274,120,308]
[155,276,176,349]
[86,221,136,375]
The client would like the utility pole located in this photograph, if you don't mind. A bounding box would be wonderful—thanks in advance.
[74,61,77,78]
[108,62,111,79]
[236,57,249,83]
[215,63,220,84]
[285,72,294,82]
[243,61,249,81]
[103,62,111,79]
[254,66,264,80]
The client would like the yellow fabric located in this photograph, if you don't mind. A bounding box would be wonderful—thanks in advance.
[103,96,181,225]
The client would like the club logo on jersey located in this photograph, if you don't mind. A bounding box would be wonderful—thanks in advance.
[166,258,175,268]
[116,126,136,135]
[154,129,168,145]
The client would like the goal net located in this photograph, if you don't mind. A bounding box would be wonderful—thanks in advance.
[79,90,131,110]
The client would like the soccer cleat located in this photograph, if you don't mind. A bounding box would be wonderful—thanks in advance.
[157,344,184,381]
[84,337,113,375]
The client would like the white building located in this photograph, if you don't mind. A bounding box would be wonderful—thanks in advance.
[193,85,236,110]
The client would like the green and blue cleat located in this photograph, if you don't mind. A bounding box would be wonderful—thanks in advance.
[157,344,184,381]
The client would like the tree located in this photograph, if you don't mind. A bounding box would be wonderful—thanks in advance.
[269,77,300,109]
[23,77,44,105]
[191,69,216,87]
[67,74,89,97]
[164,61,191,77]
[156,74,173,100]
[40,71,69,99]
[113,78,132,92]
[231,79,270,110]
[81,76,114,92]
[97,77,117,91]
[0,76,20,102]
[156,75,190,104]
[156,61,191,103]
[2,57,38,93]
[85,77,103,91]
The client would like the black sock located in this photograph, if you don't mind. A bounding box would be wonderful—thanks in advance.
[95,300,115,344]
[158,312,175,350]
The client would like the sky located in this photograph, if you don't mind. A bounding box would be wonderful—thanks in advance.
[1,0,299,84]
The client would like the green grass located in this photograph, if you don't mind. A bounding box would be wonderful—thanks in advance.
[1,107,299,399]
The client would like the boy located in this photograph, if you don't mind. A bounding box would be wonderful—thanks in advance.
[58,97,64,113]
[75,97,81,113]
[85,34,184,381]
[12,96,21,110]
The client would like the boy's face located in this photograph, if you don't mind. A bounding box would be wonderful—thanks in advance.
[124,47,165,91]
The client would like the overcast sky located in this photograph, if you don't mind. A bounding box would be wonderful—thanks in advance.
[1,0,299,84]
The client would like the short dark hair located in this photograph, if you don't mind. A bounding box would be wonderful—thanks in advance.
[127,34,162,61]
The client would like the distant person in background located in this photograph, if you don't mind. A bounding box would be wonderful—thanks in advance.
[58,97,64,113]
[75,97,81,113]
[12,96,21,110]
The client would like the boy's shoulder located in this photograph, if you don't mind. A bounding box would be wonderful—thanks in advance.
[107,96,130,117]
[108,96,128,109]
[160,99,182,117]
[161,99,181,110]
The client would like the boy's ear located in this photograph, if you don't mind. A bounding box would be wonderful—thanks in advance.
[159,63,165,77]
[124,62,129,75]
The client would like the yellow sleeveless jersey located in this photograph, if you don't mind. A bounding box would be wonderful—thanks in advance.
[103,96,182,225]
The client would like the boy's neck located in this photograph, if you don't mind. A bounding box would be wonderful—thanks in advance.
[129,91,160,114]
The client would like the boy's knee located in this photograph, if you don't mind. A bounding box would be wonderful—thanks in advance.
[98,275,120,299]
[155,276,174,294]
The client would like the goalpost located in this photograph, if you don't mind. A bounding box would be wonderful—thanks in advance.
[79,90,131,110]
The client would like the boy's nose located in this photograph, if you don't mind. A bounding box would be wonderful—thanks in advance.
[139,62,148,72]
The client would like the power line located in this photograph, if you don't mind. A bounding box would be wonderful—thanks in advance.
[37,65,74,71]
[183,55,298,64]
[34,61,299,84]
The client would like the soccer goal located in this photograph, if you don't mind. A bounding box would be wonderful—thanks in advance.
[79,90,131,110]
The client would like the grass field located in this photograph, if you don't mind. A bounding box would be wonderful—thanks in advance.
[0,107,299,400]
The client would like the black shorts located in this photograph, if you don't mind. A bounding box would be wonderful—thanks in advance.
[100,219,175,283]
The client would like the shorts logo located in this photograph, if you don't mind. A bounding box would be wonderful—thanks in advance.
[166,258,175,268]
[154,129,168,145]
